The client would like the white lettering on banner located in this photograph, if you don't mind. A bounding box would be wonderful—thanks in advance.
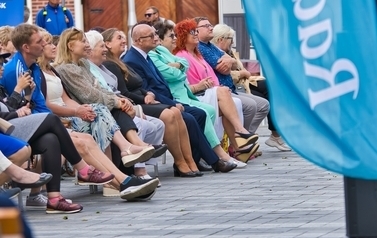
[292,0,359,109]
[0,3,6,9]
[305,60,359,109]
[298,19,332,59]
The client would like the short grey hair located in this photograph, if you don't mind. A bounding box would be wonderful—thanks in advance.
[211,24,235,45]
[85,30,104,49]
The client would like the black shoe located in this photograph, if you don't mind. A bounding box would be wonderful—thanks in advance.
[14,173,53,189]
[151,144,168,158]
[127,190,156,202]
[192,170,204,177]
[0,187,21,199]
[173,164,196,177]
[212,159,237,173]
[197,159,213,172]
[120,176,159,200]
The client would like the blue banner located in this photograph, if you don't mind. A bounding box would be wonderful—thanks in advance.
[0,0,24,26]
[242,0,377,179]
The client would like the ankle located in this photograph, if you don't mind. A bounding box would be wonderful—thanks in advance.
[78,165,90,177]
[48,196,60,204]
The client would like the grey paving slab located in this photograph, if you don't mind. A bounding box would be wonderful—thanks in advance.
[13,126,349,237]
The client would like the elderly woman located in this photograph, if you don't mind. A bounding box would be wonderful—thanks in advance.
[151,21,258,164]
[35,30,159,198]
[38,30,154,167]
[53,28,166,185]
[86,28,201,177]
[211,24,291,152]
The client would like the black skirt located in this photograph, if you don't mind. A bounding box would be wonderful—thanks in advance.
[141,104,172,118]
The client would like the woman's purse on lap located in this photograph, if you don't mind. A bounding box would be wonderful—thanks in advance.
[0,118,15,135]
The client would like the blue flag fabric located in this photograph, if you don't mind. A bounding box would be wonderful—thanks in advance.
[0,0,24,26]
[242,0,377,179]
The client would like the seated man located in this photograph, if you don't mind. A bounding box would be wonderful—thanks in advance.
[194,17,269,136]
[122,23,236,173]
[211,23,291,152]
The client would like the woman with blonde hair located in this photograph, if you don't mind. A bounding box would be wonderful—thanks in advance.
[36,30,160,199]
[88,28,202,177]
[37,29,155,165]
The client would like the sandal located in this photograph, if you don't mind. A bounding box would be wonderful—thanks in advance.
[234,132,259,149]
[234,143,260,163]
[122,145,155,167]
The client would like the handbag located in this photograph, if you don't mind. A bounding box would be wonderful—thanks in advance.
[0,118,15,135]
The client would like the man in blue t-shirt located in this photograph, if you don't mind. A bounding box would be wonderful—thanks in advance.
[195,16,269,135]
[35,0,74,35]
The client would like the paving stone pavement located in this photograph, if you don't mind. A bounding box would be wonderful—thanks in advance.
[20,126,346,238]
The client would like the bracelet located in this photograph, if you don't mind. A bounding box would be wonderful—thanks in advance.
[74,107,79,116]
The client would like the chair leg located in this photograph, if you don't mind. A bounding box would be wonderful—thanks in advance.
[162,152,166,164]
[17,191,24,212]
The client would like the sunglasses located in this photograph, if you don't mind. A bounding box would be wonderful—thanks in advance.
[145,12,156,18]
[189,29,199,35]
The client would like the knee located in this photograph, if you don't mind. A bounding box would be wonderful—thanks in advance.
[71,137,88,154]
[160,109,175,123]
[217,87,230,97]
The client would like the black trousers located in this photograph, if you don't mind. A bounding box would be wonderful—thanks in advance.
[249,80,276,132]
[28,114,82,192]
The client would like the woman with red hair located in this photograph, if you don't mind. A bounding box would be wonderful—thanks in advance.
[150,20,258,165]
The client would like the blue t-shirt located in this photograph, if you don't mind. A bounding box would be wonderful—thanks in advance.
[35,4,74,35]
[198,41,236,93]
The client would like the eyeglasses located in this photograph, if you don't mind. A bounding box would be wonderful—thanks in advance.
[223,36,234,42]
[197,24,213,29]
[139,31,158,40]
[144,12,156,18]
[168,33,176,39]
[189,29,199,35]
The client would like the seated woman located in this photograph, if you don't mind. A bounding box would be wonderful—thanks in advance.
[87,29,201,177]
[37,30,154,166]
[151,21,258,163]
[0,108,114,213]
[211,24,291,152]
[0,118,52,194]
[53,28,167,180]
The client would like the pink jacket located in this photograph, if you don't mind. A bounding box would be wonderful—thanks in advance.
[175,50,220,86]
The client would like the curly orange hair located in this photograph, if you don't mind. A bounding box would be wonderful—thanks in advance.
[173,19,201,57]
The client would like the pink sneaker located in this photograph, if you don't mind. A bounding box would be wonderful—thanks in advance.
[77,166,114,185]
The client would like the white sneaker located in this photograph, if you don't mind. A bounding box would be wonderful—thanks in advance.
[231,158,247,169]
[265,135,292,151]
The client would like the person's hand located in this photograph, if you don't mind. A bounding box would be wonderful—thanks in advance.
[75,104,96,122]
[168,62,181,69]
[198,77,214,91]
[16,103,31,117]
[175,103,184,112]
[239,69,251,79]
[144,93,155,104]
[14,72,33,93]
[118,98,133,112]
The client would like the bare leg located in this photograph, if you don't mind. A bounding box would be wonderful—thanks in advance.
[112,130,150,156]
[159,108,191,173]
[0,146,31,185]
[217,87,249,134]
[125,130,149,146]
[170,107,198,171]
[3,164,41,184]
[70,132,127,189]
[213,145,232,161]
